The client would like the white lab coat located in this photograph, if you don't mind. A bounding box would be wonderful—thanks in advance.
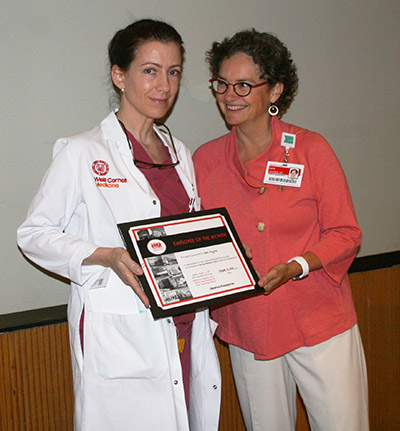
[17,112,221,431]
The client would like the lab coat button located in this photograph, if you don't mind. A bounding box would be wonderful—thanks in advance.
[257,222,266,232]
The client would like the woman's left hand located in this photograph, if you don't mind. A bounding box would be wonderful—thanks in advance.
[257,263,298,295]
[258,252,322,295]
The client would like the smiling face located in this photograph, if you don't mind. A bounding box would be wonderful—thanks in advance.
[215,53,282,129]
[112,40,183,125]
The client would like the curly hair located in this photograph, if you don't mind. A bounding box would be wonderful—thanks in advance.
[206,29,298,116]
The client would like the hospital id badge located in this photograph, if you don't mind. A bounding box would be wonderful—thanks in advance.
[263,162,304,188]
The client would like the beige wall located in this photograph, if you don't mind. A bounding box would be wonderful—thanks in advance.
[2,0,399,313]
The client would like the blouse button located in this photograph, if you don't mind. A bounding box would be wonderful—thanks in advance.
[152,200,157,205]
[257,222,266,232]
[259,187,266,194]
[173,380,178,385]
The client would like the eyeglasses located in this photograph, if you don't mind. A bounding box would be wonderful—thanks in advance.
[119,120,180,170]
[209,78,270,97]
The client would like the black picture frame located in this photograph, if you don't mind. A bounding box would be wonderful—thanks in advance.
[118,208,262,319]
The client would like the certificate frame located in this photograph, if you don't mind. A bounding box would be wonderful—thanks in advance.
[118,208,262,319]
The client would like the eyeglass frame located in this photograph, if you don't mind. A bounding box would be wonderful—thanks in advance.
[119,120,180,170]
[209,78,271,97]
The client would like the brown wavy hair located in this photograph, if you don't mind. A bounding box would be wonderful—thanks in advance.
[206,29,298,116]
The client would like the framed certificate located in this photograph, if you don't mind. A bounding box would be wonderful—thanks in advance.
[118,208,262,319]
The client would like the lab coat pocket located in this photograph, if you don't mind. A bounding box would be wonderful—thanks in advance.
[89,311,166,380]
[88,269,145,314]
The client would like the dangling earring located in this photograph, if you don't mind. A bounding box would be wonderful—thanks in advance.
[268,104,279,116]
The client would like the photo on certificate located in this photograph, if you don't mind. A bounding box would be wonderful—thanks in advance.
[118,208,262,319]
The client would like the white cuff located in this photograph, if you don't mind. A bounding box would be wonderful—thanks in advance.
[287,256,309,280]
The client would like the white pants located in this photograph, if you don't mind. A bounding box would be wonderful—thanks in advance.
[229,325,369,431]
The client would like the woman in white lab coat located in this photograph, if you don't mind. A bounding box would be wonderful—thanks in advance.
[17,19,220,431]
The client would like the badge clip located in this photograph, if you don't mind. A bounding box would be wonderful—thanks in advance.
[280,132,296,152]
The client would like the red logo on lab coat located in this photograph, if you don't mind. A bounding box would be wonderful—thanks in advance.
[92,160,109,176]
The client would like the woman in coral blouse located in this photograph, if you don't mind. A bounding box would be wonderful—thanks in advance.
[193,29,369,431]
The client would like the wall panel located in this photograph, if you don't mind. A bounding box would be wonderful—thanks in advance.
[0,325,74,431]
[0,265,399,430]
[351,266,400,430]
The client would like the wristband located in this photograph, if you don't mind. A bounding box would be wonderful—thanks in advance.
[287,256,309,280]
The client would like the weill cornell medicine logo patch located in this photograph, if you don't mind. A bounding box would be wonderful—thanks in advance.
[92,160,109,176]
[92,160,127,189]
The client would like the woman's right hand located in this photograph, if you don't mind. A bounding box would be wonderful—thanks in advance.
[83,247,149,307]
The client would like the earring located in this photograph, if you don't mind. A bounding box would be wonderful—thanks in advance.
[120,88,125,95]
[268,104,279,116]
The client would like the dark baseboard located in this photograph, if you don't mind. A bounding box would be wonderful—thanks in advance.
[1,250,399,333]
[349,250,400,273]
[0,304,68,333]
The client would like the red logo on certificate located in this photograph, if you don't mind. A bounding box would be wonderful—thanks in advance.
[92,160,109,176]
[147,239,167,255]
